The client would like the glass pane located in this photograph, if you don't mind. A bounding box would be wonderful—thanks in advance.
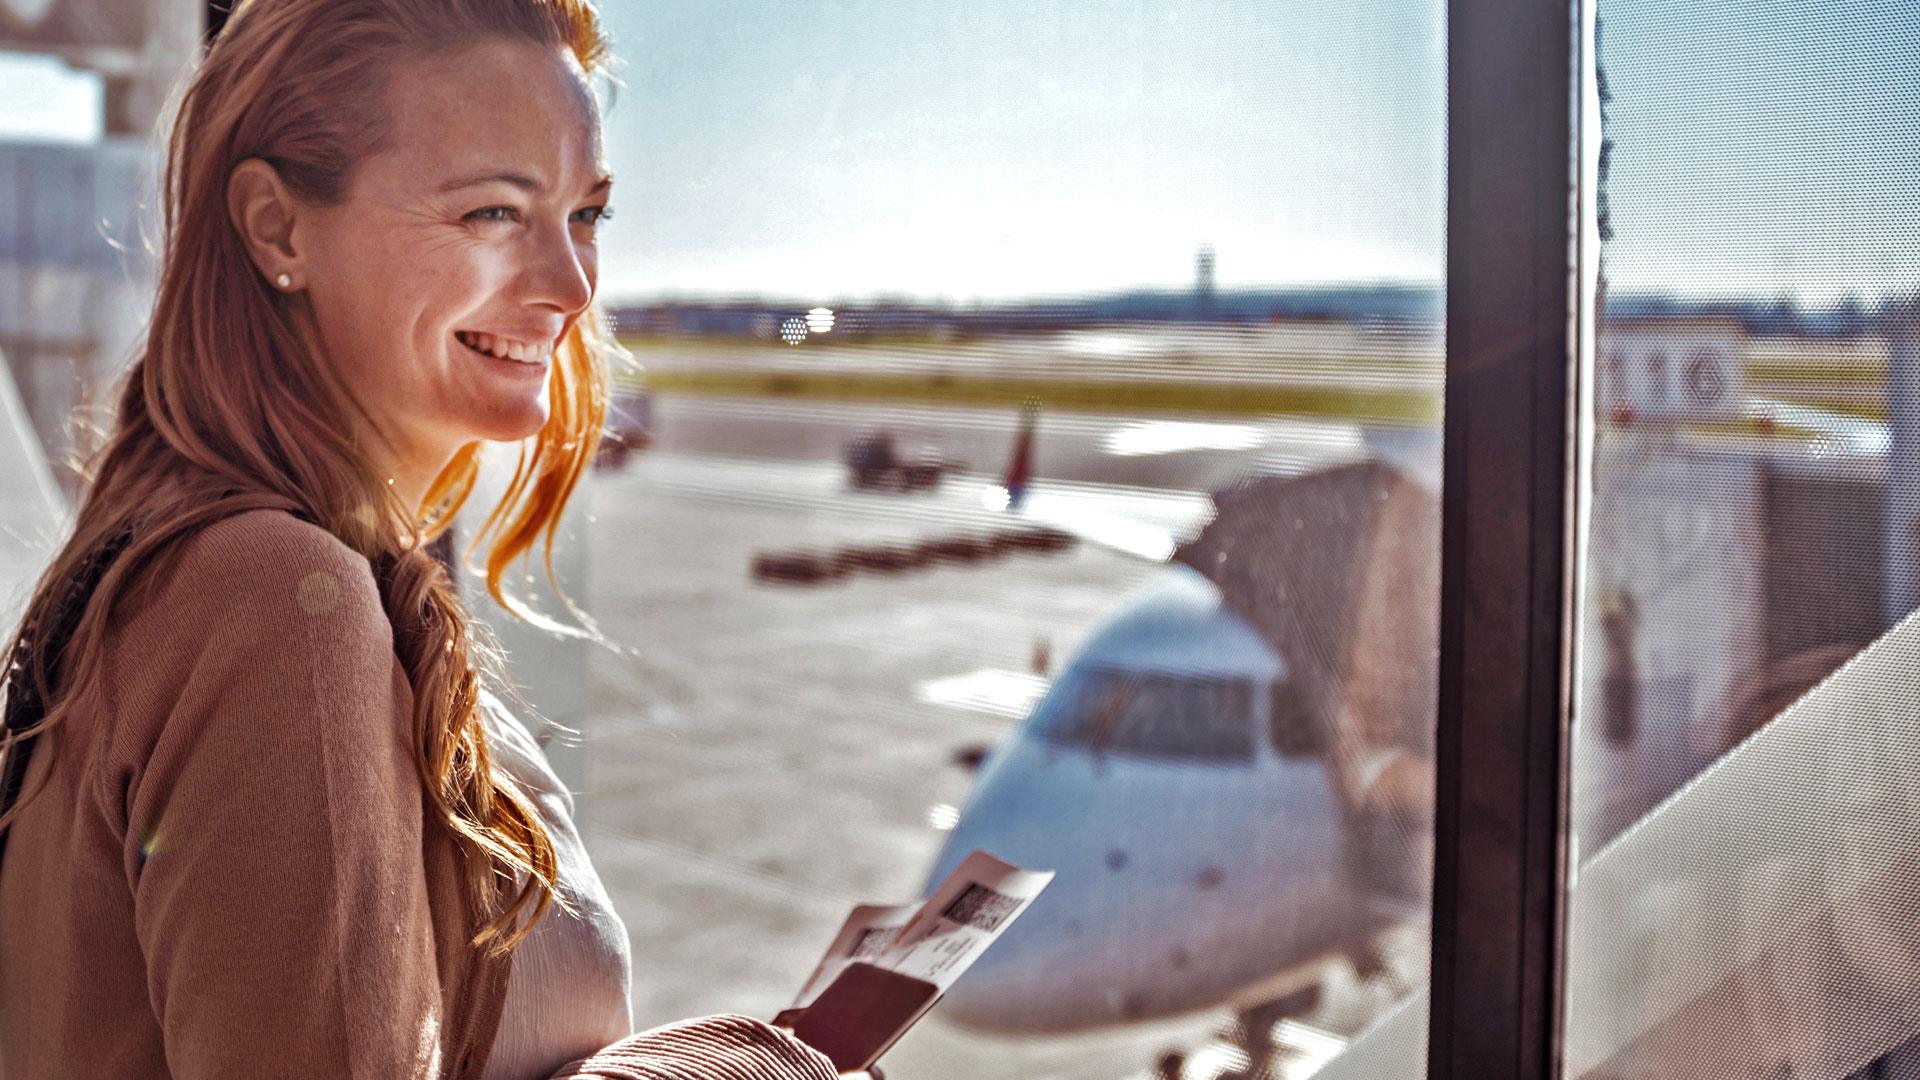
[0,6,201,618]
[1566,1,1920,1076]
[583,1,1446,1076]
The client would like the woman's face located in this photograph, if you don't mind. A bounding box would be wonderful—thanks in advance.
[295,38,613,485]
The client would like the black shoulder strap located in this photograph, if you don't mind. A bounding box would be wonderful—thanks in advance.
[0,527,136,868]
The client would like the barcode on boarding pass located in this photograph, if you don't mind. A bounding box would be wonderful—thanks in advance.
[850,927,895,960]
[941,883,1021,931]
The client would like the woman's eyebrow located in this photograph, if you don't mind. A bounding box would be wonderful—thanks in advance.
[436,171,615,197]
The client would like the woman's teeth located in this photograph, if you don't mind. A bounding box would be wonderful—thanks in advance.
[456,330,548,364]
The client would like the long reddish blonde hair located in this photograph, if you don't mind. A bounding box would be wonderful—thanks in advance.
[0,0,623,959]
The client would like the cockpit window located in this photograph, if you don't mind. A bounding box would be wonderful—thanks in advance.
[1039,667,1256,762]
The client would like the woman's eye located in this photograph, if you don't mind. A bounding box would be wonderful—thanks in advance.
[575,204,615,227]
[463,205,613,228]
[466,206,520,224]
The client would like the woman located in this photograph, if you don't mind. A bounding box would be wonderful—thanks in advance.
[0,1,848,1077]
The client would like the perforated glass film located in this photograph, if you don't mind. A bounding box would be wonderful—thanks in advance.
[1567,1,1920,1076]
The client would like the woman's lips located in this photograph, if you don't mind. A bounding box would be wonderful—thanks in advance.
[454,332,546,369]
[456,328,556,363]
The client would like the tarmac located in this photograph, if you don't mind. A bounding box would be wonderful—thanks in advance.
[574,446,1234,1077]
[558,395,1414,1078]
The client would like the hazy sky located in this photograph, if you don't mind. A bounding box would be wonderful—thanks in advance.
[1597,0,1920,306]
[1,0,1913,305]
[587,0,1915,305]
[591,0,1448,302]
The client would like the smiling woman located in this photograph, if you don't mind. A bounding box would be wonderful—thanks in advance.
[225,31,617,498]
[0,2,843,1079]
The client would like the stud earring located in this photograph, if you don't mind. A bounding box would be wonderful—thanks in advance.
[276,273,292,289]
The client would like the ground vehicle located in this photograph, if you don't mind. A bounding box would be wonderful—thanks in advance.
[845,430,951,491]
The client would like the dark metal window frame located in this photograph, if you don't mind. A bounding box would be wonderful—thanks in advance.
[201,0,1589,1075]
[1432,0,1581,1077]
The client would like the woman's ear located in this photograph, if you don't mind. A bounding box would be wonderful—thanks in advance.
[226,157,304,288]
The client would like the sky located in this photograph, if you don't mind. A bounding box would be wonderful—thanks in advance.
[1595,0,1920,306]
[0,0,1913,305]
[588,0,1917,305]
[589,0,1448,302]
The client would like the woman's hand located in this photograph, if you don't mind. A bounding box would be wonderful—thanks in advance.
[770,1025,881,1079]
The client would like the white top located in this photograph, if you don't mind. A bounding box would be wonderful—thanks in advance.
[477,692,635,1080]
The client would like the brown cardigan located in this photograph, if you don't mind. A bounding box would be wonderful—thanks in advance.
[0,509,838,1080]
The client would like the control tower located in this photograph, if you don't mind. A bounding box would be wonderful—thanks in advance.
[1195,244,1217,320]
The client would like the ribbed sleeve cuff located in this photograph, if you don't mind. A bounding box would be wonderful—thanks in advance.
[545,1014,842,1080]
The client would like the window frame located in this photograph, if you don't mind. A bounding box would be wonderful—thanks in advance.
[1430,0,1583,1076]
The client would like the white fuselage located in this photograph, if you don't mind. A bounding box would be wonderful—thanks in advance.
[923,564,1379,1031]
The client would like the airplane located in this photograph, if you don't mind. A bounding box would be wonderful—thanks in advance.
[920,457,1437,1034]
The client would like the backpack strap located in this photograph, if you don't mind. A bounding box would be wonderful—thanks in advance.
[0,527,136,868]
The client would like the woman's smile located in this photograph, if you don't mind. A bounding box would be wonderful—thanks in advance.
[453,329,553,375]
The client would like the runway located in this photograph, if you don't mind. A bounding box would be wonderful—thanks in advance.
[644,394,1402,496]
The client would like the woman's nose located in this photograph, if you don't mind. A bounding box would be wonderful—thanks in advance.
[525,220,595,314]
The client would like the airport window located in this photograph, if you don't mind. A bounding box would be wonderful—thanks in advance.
[7,0,1453,1076]
[8,1,1885,1078]
[1563,1,1920,1078]
[581,3,1446,1074]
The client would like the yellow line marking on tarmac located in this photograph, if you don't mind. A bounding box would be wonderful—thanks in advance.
[609,339,1890,430]
[614,366,1890,432]
[616,366,1442,422]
